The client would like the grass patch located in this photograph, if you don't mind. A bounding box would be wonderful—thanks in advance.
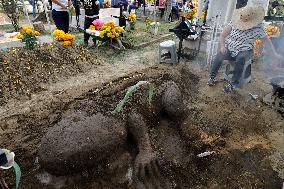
[122,21,176,47]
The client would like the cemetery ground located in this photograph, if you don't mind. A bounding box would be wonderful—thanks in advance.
[0,24,284,189]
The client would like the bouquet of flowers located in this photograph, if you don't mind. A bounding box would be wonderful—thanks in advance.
[92,19,105,30]
[265,25,280,38]
[127,13,137,30]
[16,26,41,49]
[53,29,76,46]
[99,21,125,40]
[185,5,205,20]
[186,7,197,20]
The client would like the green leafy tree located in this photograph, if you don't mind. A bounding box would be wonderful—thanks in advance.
[0,0,20,31]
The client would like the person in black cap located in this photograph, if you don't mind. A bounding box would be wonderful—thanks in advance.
[81,0,100,46]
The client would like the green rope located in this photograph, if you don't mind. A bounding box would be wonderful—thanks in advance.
[13,162,21,189]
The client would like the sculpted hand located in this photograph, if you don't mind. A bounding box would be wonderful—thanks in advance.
[133,151,166,189]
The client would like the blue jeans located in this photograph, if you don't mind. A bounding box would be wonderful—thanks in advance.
[52,10,69,33]
[210,50,252,86]
[170,6,179,21]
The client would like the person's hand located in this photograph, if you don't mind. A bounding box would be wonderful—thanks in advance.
[220,46,227,54]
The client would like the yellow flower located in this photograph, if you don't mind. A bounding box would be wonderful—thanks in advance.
[25,28,33,34]
[89,25,96,30]
[53,29,65,39]
[105,21,115,28]
[117,27,124,33]
[106,27,111,32]
[22,26,33,33]
[33,31,41,36]
[63,40,72,46]
[101,25,107,30]
[65,33,75,41]
[127,13,137,23]
[16,33,23,39]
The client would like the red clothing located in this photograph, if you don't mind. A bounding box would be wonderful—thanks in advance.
[159,0,165,8]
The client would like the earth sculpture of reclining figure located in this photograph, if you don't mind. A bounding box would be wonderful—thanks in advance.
[38,81,186,188]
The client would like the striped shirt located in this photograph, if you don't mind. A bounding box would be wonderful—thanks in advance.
[225,22,266,57]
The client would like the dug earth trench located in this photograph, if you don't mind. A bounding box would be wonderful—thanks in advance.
[0,62,283,188]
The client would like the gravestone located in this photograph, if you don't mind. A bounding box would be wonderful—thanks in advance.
[206,0,230,25]
[70,8,120,28]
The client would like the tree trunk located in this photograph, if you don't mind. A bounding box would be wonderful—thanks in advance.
[0,0,20,31]
[164,0,171,22]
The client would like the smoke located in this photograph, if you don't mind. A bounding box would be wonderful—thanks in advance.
[258,24,284,81]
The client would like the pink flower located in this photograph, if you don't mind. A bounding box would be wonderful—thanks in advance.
[92,19,105,30]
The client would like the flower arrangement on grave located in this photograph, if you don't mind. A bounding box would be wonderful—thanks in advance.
[264,25,280,38]
[89,25,96,30]
[186,7,197,20]
[185,5,205,21]
[53,29,76,46]
[127,13,137,30]
[91,19,105,30]
[16,26,41,49]
[99,21,125,40]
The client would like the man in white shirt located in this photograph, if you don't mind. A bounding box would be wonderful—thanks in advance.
[51,0,72,33]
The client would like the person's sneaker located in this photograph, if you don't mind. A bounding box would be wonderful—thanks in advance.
[223,83,235,93]
[207,77,217,86]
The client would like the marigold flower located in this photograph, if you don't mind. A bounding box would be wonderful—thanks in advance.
[16,33,24,39]
[22,26,33,33]
[25,28,33,34]
[105,21,115,28]
[63,40,72,46]
[53,29,65,38]
[89,25,96,30]
[33,31,41,36]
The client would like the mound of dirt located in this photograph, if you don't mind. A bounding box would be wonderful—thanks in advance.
[0,44,102,106]
[39,113,127,175]
[0,64,283,189]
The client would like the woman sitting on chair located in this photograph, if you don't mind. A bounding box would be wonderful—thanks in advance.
[207,5,282,93]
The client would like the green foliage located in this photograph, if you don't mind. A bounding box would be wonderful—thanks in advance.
[122,21,175,46]
[23,33,37,49]
[0,0,20,31]
[112,81,156,114]
[268,0,284,16]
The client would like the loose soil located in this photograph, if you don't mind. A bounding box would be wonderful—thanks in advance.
[0,45,283,189]
[0,44,103,106]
